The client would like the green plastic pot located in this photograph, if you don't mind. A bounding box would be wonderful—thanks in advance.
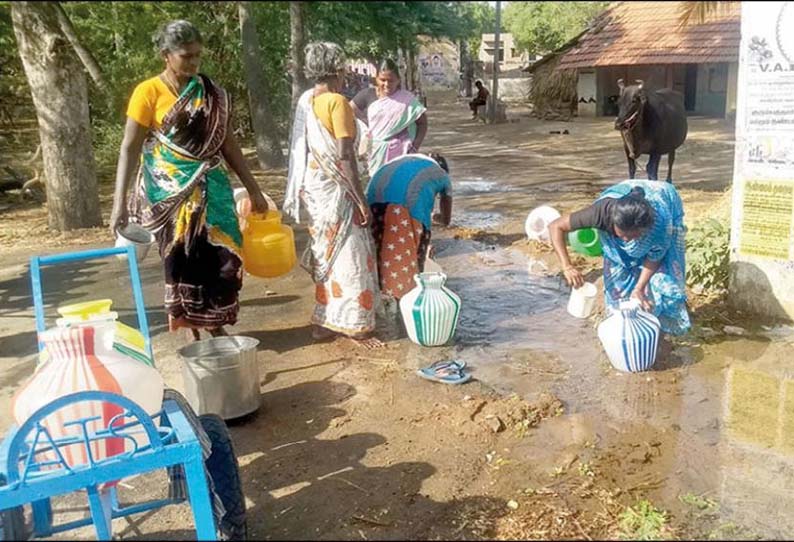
[567,228,603,257]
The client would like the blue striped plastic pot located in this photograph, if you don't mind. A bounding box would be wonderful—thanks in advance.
[399,272,461,347]
[597,299,661,372]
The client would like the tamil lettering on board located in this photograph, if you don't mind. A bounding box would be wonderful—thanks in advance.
[734,2,794,260]
[739,180,794,259]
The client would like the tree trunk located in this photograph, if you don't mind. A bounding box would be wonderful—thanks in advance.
[398,47,414,91]
[407,48,418,93]
[489,0,501,124]
[54,2,107,91]
[11,1,102,231]
[238,1,285,169]
[289,1,307,113]
[460,40,473,98]
[110,3,123,53]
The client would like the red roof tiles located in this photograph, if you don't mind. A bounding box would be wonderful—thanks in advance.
[557,1,741,69]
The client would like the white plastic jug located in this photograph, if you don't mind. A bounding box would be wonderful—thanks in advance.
[567,282,598,318]
[597,299,661,373]
[525,205,561,242]
[400,272,461,347]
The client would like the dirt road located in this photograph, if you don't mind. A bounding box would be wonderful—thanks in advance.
[0,92,787,539]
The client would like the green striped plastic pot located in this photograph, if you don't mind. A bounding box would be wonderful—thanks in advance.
[399,272,461,347]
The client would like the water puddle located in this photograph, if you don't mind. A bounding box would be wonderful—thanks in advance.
[430,231,794,538]
[454,177,513,195]
[434,238,562,348]
[450,211,505,230]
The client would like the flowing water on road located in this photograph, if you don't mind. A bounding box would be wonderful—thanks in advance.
[421,176,794,538]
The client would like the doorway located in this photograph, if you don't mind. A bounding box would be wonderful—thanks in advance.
[684,64,698,111]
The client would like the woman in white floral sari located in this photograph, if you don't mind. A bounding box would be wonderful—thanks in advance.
[286,42,382,348]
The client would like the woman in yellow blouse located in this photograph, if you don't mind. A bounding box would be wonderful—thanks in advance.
[110,20,267,340]
[286,42,382,348]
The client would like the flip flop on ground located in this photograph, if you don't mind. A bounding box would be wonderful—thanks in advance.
[417,361,472,385]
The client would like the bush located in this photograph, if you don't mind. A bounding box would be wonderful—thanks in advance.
[92,119,124,177]
[686,218,730,292]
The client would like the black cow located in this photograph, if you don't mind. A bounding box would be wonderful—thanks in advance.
[614,79,688,183]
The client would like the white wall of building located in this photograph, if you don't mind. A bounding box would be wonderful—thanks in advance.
[418,37,460,91]
[577,69,597,117]
[478,33,528,70]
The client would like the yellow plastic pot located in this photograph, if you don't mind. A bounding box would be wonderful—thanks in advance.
[57,299,113,320]
[242,210,297,278]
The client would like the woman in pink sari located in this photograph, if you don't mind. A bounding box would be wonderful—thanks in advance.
[366,59,428,177]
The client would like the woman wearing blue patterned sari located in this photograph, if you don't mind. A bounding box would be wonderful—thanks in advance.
[549,180,691,335]
[110,20,268,340]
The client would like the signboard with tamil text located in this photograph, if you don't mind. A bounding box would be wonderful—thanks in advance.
[730,1,794,319]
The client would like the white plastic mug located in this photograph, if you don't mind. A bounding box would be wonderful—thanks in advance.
[567,281,598,319]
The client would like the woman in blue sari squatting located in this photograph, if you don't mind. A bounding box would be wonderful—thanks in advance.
[549,180,691,335]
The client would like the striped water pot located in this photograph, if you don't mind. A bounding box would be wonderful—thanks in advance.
[597,299,661,372]
[400,272,461,347]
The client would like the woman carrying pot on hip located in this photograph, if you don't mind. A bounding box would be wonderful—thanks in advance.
[548,180,690,335]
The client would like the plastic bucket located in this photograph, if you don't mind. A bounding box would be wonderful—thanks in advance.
[567,282,598,318]
[177,336,261,420]
[525,205,561,242]
[115,223,155,261]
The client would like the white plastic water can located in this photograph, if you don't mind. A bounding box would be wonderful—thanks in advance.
[400,272,461,346]
[567,282,598,318]
[525,205,561,242]
[597,299,661,373]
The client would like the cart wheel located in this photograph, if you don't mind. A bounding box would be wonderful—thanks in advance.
[0,475,26,541]
[200,414,247,541]
[0,506,25,542]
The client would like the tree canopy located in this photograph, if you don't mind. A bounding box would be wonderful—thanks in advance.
[2,1,490,153]
[503,1,608,57]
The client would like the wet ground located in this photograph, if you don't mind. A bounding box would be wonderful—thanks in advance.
[0,92,791,539]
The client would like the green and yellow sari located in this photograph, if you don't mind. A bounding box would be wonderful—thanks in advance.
[130,74,243,332]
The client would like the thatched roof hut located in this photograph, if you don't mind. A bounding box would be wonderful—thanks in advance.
[524,31,586,121]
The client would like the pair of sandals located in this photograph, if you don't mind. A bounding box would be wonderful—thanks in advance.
[416,359,471,385]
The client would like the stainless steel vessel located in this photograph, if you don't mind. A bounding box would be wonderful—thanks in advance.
[177,336,261,420]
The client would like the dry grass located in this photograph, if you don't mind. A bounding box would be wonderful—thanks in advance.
[529,57,578,120]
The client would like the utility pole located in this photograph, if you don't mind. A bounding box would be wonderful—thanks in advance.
[489,0,501,124]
